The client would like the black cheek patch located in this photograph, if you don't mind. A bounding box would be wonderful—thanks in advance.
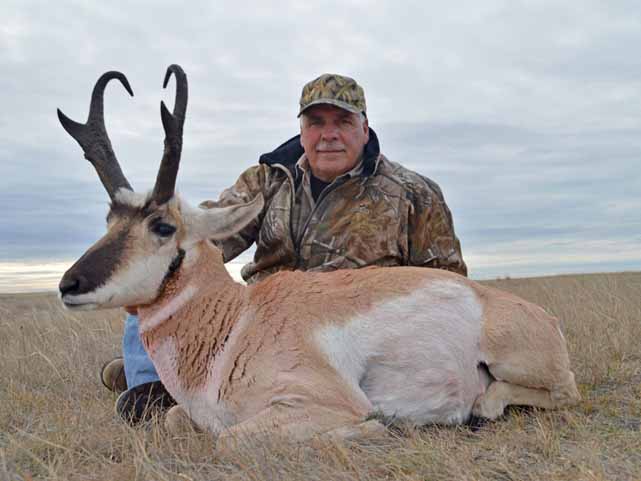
[157,248,185,296]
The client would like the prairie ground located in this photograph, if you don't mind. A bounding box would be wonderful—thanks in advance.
[1,272,640,480]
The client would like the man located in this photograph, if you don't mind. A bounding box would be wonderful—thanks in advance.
[102,73,468,424]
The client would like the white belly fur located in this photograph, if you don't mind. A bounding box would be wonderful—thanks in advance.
[313,279,487,425]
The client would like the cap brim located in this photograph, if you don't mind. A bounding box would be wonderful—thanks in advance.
[297,99,363,117]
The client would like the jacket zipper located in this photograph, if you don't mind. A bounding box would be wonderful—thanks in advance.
[294,177,350,264]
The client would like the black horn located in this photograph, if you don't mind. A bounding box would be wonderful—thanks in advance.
[57,71,134,199]
[152,64,188,205]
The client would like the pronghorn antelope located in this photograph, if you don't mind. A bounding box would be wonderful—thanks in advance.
[58,65,580,449]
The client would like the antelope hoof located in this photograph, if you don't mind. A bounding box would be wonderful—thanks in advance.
[472,394,506,420]
[164,405,199,436]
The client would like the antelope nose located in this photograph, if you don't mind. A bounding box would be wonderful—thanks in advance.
[59,275,87,296]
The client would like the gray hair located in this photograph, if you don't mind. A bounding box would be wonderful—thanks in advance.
[300,111,367,129]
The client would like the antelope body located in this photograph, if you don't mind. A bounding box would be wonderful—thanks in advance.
[58,66,580,448]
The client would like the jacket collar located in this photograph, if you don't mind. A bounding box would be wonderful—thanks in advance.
[259,128,381,178]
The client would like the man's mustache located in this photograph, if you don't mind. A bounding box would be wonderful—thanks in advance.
[316,143,346,152]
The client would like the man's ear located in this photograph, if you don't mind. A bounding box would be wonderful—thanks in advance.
[362,116,369,142]
[197,195,264,241]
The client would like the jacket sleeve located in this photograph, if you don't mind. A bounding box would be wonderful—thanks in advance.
[198,164,272,263]
[406,177,468,277]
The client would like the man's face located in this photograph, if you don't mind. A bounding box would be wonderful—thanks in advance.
[300,104,369,182]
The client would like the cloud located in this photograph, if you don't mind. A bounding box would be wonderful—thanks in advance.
[1,0,640,290]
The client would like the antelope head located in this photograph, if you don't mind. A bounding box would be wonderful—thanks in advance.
[58,65,262,310]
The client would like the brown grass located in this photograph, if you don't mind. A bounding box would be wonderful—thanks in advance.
[1,272,640,480]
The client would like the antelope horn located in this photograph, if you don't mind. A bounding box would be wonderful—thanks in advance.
[57,71,134,199]
[152,64,188,205]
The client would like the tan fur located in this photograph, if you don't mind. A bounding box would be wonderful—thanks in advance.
[135,240,580,446]
[62,194,579,447]
[479,285,574,390]
[140,246,385,424]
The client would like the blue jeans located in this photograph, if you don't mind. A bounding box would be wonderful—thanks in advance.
[122,314,159,389]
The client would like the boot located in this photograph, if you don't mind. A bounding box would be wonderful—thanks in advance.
[100,357,128,393]
[115,381,176,425]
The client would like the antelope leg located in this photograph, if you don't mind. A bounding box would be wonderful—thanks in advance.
[472,381,557,419]
[215,403,365,454]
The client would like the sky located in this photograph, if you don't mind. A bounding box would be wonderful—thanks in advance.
[1,0,640,293]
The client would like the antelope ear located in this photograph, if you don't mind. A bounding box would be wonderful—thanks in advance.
[198,194,264,240]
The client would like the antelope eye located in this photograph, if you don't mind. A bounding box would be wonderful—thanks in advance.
[151,222,176,237]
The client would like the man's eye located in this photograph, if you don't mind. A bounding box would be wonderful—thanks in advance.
[151,222,176,237]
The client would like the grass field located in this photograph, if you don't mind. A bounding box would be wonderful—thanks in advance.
[1,272,640,480]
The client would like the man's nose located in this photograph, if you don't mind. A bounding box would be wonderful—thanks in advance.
[320,123,340,140]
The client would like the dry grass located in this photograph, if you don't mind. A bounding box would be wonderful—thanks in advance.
[1,272,640,480]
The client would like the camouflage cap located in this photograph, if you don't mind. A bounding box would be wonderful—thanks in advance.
[298,73,366,117]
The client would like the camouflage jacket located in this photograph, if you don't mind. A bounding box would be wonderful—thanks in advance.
[202,129,467,284]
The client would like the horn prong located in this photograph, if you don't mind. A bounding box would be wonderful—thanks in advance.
[58,71,134,199]
[152,65,188,205]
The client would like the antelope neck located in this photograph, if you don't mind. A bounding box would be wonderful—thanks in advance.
[139,242,249,392]
[138,242,246,338]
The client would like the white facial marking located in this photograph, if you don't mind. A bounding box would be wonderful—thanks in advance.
[60,298,98,310]
[314,279,486,425]
[113,188,148,208]
[140,284,199,333]
[61,246,177,308]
